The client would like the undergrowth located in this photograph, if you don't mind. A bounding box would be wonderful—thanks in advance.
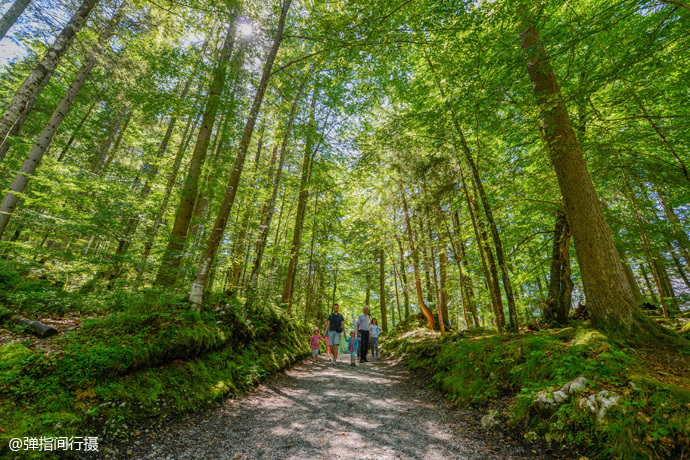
[383,322,690,460]
[0,284,310,460]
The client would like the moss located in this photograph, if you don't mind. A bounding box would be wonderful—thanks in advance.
[0,298,310,460]
[382,324,690,460]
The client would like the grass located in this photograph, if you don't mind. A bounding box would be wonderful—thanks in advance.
[382,318,690,460]
[0,286,310,460]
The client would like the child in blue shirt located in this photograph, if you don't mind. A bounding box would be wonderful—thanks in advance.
[345,330,359,367]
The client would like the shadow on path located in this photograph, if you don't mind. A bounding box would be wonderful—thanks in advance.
[100,354,550,460]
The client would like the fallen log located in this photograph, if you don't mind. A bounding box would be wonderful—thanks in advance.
[11,316,58,338]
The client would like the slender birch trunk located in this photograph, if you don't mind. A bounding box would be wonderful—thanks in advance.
[189,0,293,309]
[0,0,32,41]
[0,3,124,238]
[0,0,100,146]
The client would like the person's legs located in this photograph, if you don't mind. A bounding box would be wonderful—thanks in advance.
[371,337,378,358]
[360,330,369,361]
[329,331,340,364]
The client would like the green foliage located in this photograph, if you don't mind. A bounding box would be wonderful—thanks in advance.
[0,292,310,459]
[382,326,690,459]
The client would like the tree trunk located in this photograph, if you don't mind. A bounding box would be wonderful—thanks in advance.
[246,77,307,305]
[136,113,198,283]
[0,67,54,163]
[0,3,124,238]
[426,55,518,332]
[57,101,96,162]
[624,178,669,317]
[399,182,435,329]
[394,234,410,319]
[101,110,132,174]
[617,246,644,305]
[380,247,388,332]
[428,229,445,335]
[438,235,451,329]
[282,80,317,309]
[657,190,690,269]
[0,0,32,41]
[0,0,99,146]
[452,210,479,327]
[92,106,128,174]
[188,0,293,310]
[155,19,237,286]
[544,208,572,325]
[461,169,504,331]
[517,4,640,331]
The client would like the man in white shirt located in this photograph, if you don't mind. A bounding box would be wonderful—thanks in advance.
[355,306,370,363]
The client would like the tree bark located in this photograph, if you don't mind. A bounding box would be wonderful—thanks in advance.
[399,182,435,329]
[517,4,640,331]
[0,67,54,163]
[188,0,293,310]
[0,0,32,41]
[155,19,237,285]
[0,0,99,146]
[136,113,198,283]
[282,80,318,309]
[380,247,388,332]
[246,78,307,305]
[0,3,124,238]
[394,234,410,319]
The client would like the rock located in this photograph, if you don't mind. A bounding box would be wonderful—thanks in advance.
[579,394,597,413]
[578,390,620,421]
[534,392,559,416]
[480,409,500,428]
[561,376,587,395]
[628,381,638,390]
[595,390,620,421]
[552,390,568,404]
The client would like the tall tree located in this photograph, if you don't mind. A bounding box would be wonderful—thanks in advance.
[0,0,100,147]
[188,0,293,309]
[155,18,237,285]
[0,3,126,238]
[516,4,646,332]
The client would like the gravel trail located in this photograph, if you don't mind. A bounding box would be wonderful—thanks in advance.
[102,355,549,460]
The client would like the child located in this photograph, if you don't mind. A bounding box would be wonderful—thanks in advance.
[310,327,322,362]
[370,317,381,360]
[345,330,359,366]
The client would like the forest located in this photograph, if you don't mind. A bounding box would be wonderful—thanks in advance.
[0,0,689,459]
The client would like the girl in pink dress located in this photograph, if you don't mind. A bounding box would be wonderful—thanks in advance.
[310,327,322,362]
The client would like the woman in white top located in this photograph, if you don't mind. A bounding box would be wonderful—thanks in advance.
[369,318,381,360]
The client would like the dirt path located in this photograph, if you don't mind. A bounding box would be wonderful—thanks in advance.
[98,355,549,460]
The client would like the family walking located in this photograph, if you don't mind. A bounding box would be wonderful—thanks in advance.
[310,304,382,366]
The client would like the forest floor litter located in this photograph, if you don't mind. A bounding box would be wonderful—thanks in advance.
[87,356,554,460]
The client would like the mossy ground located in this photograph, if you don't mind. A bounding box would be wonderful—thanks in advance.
[0,261,311,460]
[382,317,690,460]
